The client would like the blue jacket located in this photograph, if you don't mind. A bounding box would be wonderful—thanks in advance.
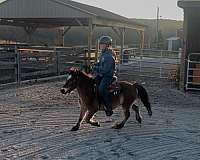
[94,49,115,77]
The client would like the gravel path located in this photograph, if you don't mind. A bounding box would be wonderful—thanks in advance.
[0,80,200,160]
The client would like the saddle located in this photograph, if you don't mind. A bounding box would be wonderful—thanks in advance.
[108,76,121,94]
[94,76,121,110]
[94,76,121,95]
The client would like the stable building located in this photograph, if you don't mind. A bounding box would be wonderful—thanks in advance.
[0,0,146,67]
[178,0,200,90]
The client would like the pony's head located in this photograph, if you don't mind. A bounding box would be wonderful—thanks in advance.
[60,67,81,94]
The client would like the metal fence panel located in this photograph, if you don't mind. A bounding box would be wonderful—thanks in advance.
[186,53,200,91]
[0,51,17,84]
[0,46,87,86]
[118,48,181,82]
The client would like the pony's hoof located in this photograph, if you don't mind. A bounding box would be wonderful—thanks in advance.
[91,121,100,127]
[71,125,79,131]
[112,123,124,129]
[136,117,142,124]
[148,111,152,117]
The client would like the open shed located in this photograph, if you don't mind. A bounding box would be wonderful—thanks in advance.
[0,0,146,66]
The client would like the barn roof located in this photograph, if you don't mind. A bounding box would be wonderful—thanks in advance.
[0,0,146,30]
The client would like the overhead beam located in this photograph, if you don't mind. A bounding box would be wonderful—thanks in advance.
[0,18,89,28]
[86,19,95,72]
[119,28,125,64]
[75,18,88,30]
[24,25,38,43]
[0,18,146,31]
[111,27,121,39]
[139,30,145,49]
[93,18,145,31]
[59,26,72,46]
[63,26,71,35]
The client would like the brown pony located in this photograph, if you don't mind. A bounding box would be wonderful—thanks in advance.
[61,69,152,131]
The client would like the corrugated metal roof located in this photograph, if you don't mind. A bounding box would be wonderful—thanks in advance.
[0,0,131,21]
[0,0,146,28]
[57,0,129,21]
[0,0,91,18]
[57,0,145,26]
[178,0,200,8]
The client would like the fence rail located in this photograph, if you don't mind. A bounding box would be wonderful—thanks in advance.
[186,53,200,90]
[0,46,182,86]
[118,48,181,83]
[0,47,88,85]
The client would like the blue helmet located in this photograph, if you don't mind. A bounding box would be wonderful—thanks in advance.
[99,36,112,45]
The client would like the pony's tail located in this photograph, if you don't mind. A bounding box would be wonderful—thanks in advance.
[134,83,152,116]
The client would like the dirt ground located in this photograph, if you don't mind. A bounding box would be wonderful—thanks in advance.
[0,79,200,160]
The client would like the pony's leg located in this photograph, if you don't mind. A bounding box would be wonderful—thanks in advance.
[112,107,130,129]
[71,105,87,131]
[142,100,152,117]
[132,104,142,124]
[85,109,100,127]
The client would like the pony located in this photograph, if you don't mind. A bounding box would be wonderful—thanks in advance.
[61,69,152,131]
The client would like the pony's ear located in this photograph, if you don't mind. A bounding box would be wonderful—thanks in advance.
[69,67,80,72]
[69,67,76,71]
[66,67,77,74]
[67,67,81,76]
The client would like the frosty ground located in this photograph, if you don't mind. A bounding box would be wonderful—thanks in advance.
[0,78,200,160]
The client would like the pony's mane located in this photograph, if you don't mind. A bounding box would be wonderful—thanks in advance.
[79,71,94,80]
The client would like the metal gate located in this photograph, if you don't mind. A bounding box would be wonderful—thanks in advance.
[186,53,200,90]
[118,48,181,82]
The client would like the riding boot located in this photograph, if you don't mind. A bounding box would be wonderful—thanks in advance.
[104,105,113,116]
[103,102,113,116]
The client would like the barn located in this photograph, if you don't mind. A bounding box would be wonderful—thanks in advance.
[178,0,200,90]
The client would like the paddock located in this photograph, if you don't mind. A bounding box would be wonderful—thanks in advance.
[0,0,200,159]
[0,78,199,160]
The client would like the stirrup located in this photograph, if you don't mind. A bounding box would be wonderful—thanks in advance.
[105,110,113,117]
[104,105,113,116]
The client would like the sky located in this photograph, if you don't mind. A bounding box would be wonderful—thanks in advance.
[74,0,183,20]
[0,0,183,20]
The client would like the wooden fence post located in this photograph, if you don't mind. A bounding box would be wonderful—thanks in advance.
[14,51,18,83]
[55,48,60,76]
[16,46,21,85]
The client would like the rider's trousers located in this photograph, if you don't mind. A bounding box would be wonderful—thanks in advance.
[98,76,113,110]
